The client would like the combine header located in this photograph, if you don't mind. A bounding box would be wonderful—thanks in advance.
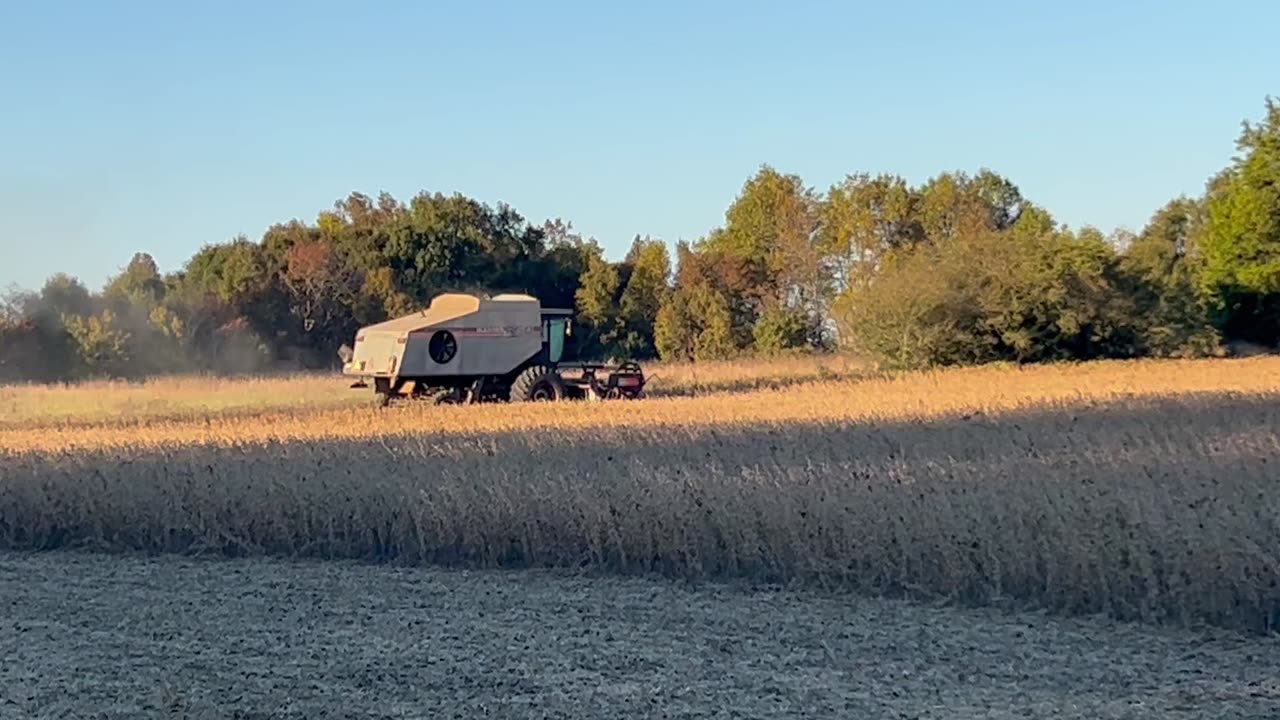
[338,292,647,406]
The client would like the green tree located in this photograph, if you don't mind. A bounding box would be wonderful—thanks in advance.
[701,165,826,336]
[752,304,812,354]
[1121,198,1220,356]
[358,267,415,320]
[654,284,736,361]
[820,173,922,291]
[383,192,483,298]
[534,219,595,313]
[671,240,755,350]
[832,245,980,369]
[839,223,1150,369]
[63,309,132,378]
[33,273,94,319]
[918,170,1024,243]
[17,274,93,379]
[319,191,404,275]
[573,244,624,358]
[969,169,1026,231]
[1199,97,1280,346]
[616,235,670,358]
[103,253,166,308]
[181,237,270,308]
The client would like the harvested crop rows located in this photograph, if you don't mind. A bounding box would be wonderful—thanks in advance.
[5,551,1278,719]
[2,357,1279,635]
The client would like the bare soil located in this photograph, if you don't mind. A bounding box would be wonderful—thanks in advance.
[1,552,1277,720]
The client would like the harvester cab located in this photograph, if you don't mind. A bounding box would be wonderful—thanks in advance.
[340,292,645,406]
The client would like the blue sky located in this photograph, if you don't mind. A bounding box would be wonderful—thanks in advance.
[1,0,1276,292]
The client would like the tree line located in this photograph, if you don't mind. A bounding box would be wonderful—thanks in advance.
[2,98,1278,383]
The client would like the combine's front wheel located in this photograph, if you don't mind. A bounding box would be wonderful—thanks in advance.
[510,365,565,402]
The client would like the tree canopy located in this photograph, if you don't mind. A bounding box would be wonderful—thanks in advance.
[3,97,1278,383]
[1199,98,1280,344]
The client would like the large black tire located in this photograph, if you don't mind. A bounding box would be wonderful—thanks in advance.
[509,365,565,402]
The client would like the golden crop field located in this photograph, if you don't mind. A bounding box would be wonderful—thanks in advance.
[2,355,1278,634]
[0,353,867,431]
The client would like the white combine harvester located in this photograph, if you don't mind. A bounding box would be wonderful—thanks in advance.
[339,292,647,405]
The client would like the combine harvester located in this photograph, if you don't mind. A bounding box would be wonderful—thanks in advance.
[338,292,647,406]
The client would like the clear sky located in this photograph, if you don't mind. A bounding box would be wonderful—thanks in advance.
[1,0,1276,292]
